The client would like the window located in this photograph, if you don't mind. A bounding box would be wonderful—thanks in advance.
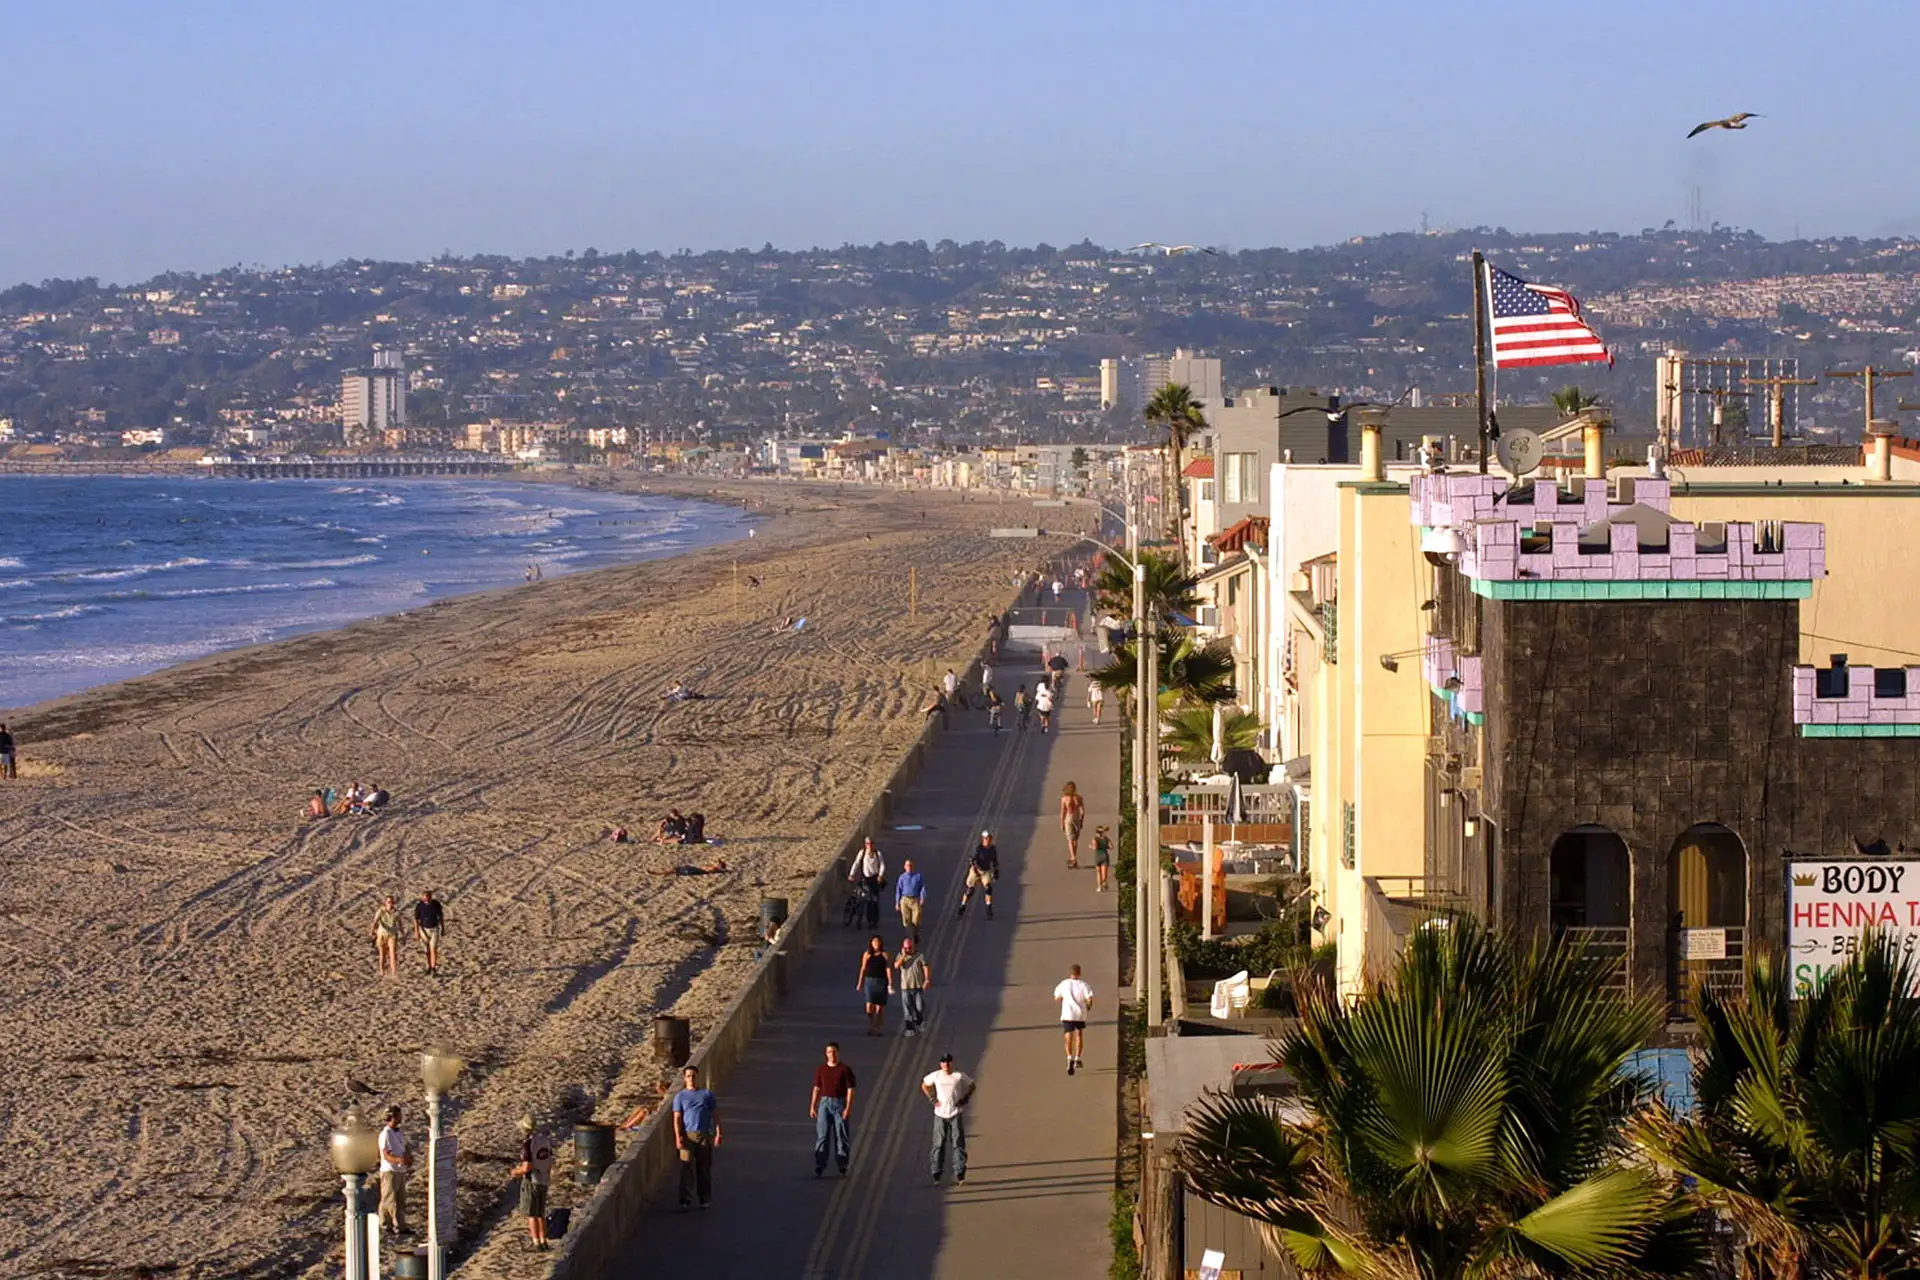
[1876,668,1908,699]
[1222,452,1260,504]
[1341,803,1356,870]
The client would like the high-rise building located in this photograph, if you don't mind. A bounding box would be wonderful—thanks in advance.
[1098,349,1224,414]
[341,348,407,443]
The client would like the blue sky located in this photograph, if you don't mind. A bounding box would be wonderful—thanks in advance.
[1,0,1913,285]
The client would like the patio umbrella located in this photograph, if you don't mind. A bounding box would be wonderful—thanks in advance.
[1224,772,1249,826]
[1209,703,1225,765]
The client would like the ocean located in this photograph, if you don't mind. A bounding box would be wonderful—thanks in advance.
[0,475,750,710]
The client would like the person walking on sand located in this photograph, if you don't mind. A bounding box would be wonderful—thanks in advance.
[0,723,15,779]
[511,1116,556,1250]
[856,934,892,1035]
[413,889,446,974]
[1092,825,1113,893]
[1086,679,1106,725]
[1035,679,1055,734]
[1060,782,1086,868]
[958,831,999,920]
[894,859,926,937]
[373,894,401,977]
[671,1065,720,1209]
[808,1042,857,1177]
[923,1052,974,1185]
[895,936,932,1036]
[848,837,885,929]
[1054,964,1095,1075]
[378,1106,410,1236]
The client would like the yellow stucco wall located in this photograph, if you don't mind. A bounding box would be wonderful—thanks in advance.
[1669,484,1920,667]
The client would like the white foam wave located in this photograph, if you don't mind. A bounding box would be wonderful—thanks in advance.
[104,578,340,602]
[271,554,378,570]
[0,557,23,569]
[6,603,102,623]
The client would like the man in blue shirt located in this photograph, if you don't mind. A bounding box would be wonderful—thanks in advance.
[895,859,927,938]
[670,1065,721,1209]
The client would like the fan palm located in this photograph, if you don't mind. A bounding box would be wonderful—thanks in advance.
[1177,918,1702,1279]
[1550,386,1604,420]
[1144,383,1209,557]
[1091,549,1201,627]
[1091,633,1235,707]
[1161,704,1261,763]
[1637,938,1920,1279]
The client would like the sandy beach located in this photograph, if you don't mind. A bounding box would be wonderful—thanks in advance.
[0,479,1085,1279]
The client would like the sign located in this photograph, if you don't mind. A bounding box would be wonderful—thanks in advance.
[434,1135,458,1244]
[1787,860,1920,997]
[1198,1249,1227,1280]
[1032,499,1068,507]
[988,527,1040,539]
[1680,927,1726,960]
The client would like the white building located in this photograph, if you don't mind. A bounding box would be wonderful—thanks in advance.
[1099,349,1224,414]
[341,348,407,443]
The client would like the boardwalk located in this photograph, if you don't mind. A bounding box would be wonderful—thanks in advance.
[611,626,1120,1279]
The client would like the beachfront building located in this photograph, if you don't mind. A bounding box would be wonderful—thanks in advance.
[1296,412,1920,1005]
[340,347,407,445]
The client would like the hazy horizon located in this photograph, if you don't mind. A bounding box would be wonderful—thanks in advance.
[4,0,1914,287]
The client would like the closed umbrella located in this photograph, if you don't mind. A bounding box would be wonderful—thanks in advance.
[1209,703,1225,765]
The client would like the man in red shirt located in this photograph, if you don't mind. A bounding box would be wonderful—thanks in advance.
[808,1041,857,1177]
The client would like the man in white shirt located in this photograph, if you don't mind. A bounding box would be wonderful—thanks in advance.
[942,667,960,708]
[921,1052,974,1184]
[1034,681,1055,734]
[1053,964,1095,1075]
[847,837,885,928]
[378,1105,410,1236]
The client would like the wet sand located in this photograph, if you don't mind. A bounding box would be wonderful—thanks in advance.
[0,479,1085,1279]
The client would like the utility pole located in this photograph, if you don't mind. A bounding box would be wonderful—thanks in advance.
[1144,621,1163,1028]
[1741,374,1820,448]
[1827,365,1914,440]
[1691,387,1753,448]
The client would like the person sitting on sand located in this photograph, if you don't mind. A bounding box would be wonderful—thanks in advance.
[773,615,796,633]
[678,813,708,845]
[331,784,361,817]
[362,785,389,811]
[651,857,729,876]
[651,809,688,844]
[617,1082,673,1131]
[664,683,706,703]
[305,791,329,820]
[611,826,631,844]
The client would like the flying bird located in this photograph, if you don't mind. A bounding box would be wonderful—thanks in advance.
[1277,387,1415,422]
[1687,112,1761,138]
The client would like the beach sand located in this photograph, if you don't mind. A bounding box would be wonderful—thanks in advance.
[0,480,1089,1279]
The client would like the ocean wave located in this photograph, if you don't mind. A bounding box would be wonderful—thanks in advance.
[60,556,212,583]
[104,578,340,602]
[269,554,378,571]
[0,578,30,590]
[0,557,22,569]
[6,603,103,624]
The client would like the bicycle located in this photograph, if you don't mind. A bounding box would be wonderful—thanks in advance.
[843,879,876,928]
[988,703,1003,733]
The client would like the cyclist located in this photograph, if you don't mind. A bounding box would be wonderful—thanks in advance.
[847,837,885,929]
[985,688,1004,734]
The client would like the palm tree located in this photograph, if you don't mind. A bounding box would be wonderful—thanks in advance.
[1161,704,1261,763]
[1551,386,1604,420]
[1638,938,1920,1279]
[1091,633,1235,708]
[1091,549,1200,627]
[1177,918,1702,1279]
[1144,383,1209,558]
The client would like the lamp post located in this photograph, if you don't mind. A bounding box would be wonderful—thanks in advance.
[420,1042,464,1280]
[330,1107,381,1280]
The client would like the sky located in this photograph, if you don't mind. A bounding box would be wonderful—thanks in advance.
[1,0,1915,286]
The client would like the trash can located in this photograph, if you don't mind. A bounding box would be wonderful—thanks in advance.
[758,897,789,939]
[652,1014,690,1068]
[392,1250,429,1279]
[574,1122,615,1187]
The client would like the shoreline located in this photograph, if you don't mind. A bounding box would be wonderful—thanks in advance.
[0,471,755,720]
[0,479,1089,1279]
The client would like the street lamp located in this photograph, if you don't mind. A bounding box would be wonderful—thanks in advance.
[420,1043,464,1280]
[330,1107,381,1280]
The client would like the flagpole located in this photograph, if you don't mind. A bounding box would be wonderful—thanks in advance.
[1472,249,1490,475]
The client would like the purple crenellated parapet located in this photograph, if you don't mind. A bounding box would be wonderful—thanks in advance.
[1420,636,1484,716]
[1794,663,1920,725]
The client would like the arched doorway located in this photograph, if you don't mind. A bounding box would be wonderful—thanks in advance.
[1549,826,1631,987]
[1670,823,1748,1010]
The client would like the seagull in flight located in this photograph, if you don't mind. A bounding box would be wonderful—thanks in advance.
[1277,387,1416,422]
[1129,242,1217,257]
[1687,112,1761,138]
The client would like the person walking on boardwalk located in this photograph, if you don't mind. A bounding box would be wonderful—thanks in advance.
[378,1105,410,1236]
[413,889,446,975]
[958,830,1000,920]
[1086,678,1105,724]
[984,686,1004,734]
[856,934,893,1035]
[894,858,926,938]
[1054,964,1095,1075]
[372,893,401,977]
[671,1065,720,1209]
[511,1115,556,1249]
[923,1051,974,1185]
[1013,684,1031,732]
[895,936,932,1037]
[942,667,962,709]
[1034,679,1055,734]
[1060,782,1086,868]
[979,660,994,699]
[808,1042,857,1177]
[1092,825,1113,893]
[847,837,885,929]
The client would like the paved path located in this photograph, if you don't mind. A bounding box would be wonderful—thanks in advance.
[611,605,1120,1279]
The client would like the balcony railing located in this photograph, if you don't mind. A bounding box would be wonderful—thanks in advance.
[1557,925,1630,994]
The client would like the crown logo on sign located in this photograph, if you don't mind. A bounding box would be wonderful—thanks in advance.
[1792,873,1816,886]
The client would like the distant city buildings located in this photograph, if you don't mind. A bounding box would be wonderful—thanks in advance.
[340,347,407,443]
[1100,349,1223,413]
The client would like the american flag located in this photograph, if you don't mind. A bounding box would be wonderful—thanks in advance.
[1484,261,1611,369]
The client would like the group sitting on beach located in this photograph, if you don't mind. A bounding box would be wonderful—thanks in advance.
[650,809,708,845]
[305,782,390,820]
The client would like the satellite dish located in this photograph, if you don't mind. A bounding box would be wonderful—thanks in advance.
[1496,428,1543,476]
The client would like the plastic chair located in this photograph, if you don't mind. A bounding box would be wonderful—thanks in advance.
[1210,969,1251,1019]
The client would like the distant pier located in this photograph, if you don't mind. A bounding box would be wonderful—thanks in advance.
[0,455,520,479]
